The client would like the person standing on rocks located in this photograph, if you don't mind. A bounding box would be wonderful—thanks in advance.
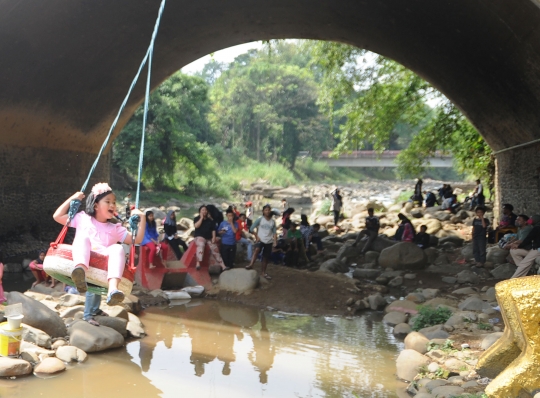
[218,208,238,270]
[83,292,109,327]
[471,179,485,208]
[245,201,254,228]
[329,188,343,230]
[353,208,380,254]
[246,204,277,280]
[472,206,490,267]
[412,178,423,206]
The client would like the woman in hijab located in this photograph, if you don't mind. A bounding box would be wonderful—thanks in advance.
[163,211,188,260]
[281,207,295,237]
[395,213,416,242]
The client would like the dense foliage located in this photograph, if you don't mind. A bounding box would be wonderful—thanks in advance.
[113,40,493,192]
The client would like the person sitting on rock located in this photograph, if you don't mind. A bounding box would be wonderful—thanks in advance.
[414,225,430,249]
[501,214,533,250]
[287,223,309,264]
[141,210,168,269]
[395,213,416,242]
[281,207,295,237]
[499,203,518,228]
[163,211,188,260]
[300,215,324,258]
[29,250,48,288]
[424,191,437,208]
[353,208,380,254]
[472,206,490,268]
[507,215,540,278]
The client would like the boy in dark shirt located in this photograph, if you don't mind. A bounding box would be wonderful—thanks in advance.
[414,225,430,249]
[353,208,380,254]
[472,206,490,267]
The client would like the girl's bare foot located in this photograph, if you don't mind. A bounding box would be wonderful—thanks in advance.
[149,263,156,269]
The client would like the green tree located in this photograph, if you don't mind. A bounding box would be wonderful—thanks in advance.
[113,72,214,189]
[307,41,493,180]
[208,43,331,168]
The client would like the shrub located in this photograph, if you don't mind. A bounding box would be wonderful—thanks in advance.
[412,306,453,331]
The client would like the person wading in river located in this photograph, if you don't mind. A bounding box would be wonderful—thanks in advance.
[246,204,277,280]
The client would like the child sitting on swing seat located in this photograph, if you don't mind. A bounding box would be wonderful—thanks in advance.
[53,182,145,306]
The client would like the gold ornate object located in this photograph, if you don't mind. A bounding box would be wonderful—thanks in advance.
[476,278,526,378]
[477,276,540,397]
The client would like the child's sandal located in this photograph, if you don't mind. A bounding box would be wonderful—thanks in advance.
[106,290,125,306]
[71,266,88,293]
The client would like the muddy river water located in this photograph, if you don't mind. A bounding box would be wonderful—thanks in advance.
[3,300,404,398]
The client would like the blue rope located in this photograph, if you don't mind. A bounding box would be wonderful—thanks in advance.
[135,0,165,210]
[80,0,167,195]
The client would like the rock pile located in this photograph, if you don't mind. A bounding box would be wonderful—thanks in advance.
[0,289,147,379]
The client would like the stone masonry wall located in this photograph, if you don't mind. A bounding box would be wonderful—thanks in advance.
[495,142,540,219]
[0,145,110,249]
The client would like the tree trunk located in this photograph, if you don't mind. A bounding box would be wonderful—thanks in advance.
[257,120,261,161]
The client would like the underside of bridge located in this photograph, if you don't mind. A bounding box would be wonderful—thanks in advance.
[1,0,540,240]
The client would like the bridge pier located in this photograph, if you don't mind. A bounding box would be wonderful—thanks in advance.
[0,145,110,242]
[495,142,540,217]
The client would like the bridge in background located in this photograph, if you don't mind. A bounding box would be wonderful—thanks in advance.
[318,151,454,168]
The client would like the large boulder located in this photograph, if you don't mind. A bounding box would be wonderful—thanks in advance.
[218,269,259,293]
[352,269,381,280]
[69,320,124,352]
[371,237,398,253]
[423,247,439,264]
[456,270,480,284]
[439,236,464,247]
[385,299,419,314]
[55,345,88,363]
[458,297,491,312]
[319,259,349,273]
[0,358,32,377]
[396,349,430,381]
[404,331,430,354]
[21,324,52,348]
[379,242,428,270]
[461,244,474,260]
[94,316,128,337]
[481,332,504,350]
[487,247,510,265]
[383,311,408,326]
[422,219,442,234]
[335,242,363,263]
[491,263,516,279]
[34,357,66,375]
[7,292,67,338]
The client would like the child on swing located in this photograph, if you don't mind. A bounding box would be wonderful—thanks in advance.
[53,182,145,306]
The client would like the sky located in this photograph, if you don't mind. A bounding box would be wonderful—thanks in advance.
[181,41,264,75]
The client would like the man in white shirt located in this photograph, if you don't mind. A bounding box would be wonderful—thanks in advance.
[246,204,277,280]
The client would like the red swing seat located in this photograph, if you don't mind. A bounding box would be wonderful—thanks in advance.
[43,225,135,295]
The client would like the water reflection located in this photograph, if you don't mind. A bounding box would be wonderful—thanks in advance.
[8,300,403,398]
[131,301,402,397]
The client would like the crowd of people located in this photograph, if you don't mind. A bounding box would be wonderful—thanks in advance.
[22,178,539,328]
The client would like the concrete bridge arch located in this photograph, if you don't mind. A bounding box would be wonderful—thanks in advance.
[1,0,540,238]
